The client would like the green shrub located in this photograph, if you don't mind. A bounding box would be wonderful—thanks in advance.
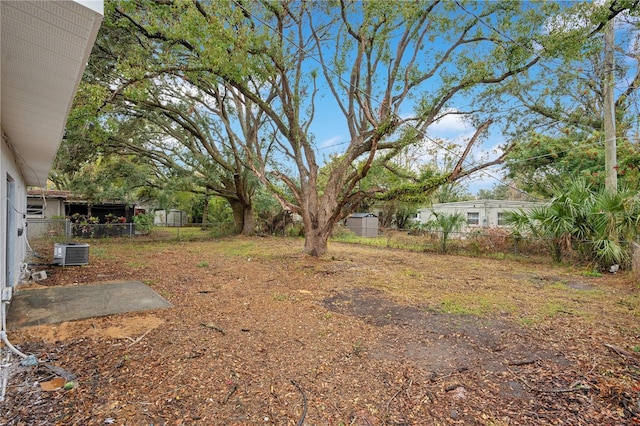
[133,213,154,235]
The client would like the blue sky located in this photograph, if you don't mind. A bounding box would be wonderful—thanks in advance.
[159,1,637,198]
[295,1,639,197]
[274,1,537,197]
[313,111,504,195]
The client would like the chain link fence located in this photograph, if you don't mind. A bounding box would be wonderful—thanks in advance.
[368,227,638,270]
[25,219,640,273]
[377,228,548,258]
[26,218,71,239]
[25,218,235,241]
[26,218,136,239]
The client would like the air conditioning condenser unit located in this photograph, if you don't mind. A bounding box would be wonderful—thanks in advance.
[53,242,90,266]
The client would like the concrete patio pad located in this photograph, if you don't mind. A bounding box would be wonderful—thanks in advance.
[6,281,172,329]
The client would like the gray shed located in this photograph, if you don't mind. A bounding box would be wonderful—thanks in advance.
[346,213,379,237]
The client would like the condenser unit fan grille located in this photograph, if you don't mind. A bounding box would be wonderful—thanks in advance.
[53,243,89,266]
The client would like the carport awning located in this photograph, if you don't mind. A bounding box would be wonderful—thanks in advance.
[1,1,103,186]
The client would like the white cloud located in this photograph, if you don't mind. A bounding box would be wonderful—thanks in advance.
[430,112,470,133]
[545,13,591,35]
[320,135,344,149]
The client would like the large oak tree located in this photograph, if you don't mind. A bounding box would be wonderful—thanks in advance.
[106,0,584,256]
[60,4,265,234]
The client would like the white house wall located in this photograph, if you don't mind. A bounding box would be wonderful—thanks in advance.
[26,195,65,218]
[0,1,103,293]
[43,199,65,218]
[1,132,27,288]
[418,200,545,229]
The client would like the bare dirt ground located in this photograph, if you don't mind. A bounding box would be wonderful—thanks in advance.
[2,235,640,425]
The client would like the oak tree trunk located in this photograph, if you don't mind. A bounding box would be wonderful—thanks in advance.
[242,204,255,235]
[303,225,330,257]
[201,194,209,230]
[230,199,255,235]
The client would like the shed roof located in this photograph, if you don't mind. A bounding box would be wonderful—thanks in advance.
[349,213,377,218]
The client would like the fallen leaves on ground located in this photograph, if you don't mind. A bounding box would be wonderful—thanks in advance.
[2,235,640,425]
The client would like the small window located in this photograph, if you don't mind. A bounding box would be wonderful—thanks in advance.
[467,211,479,226]
[27,204,44,216]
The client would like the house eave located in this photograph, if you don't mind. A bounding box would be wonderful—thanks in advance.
[1,1,103,186]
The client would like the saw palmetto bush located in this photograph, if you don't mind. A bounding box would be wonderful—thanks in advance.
[418,211,467,254]
[507,179,640,269]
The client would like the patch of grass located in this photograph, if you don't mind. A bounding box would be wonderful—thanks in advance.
[127,243,157,252]
[272,293,288,302]
[440,298,476,315]
[582,269,603,277]
[403,268,422,278]
[517,302,579,324]
[351,340,366,357]
[616,296,640,315]
[227,242,257,256]
[540,300,570,318]
[91,247,106,257]
[339,235,385,247]
[485,252,508,260]
[154,226,214,241]
[205,223,237,238]
[90,246,117,260]
[547,281,569,290]
[197,261,209,268]
[332,234,425,251]
[439,294,517,317]
[516,317,535,326]
[125,261,147,268]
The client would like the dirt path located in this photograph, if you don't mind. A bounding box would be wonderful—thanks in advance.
[2,237,639,425]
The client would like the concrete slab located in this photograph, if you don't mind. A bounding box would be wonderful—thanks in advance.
[6,281,172,329]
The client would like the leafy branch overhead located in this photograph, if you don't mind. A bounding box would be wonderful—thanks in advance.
[376,174,452,204]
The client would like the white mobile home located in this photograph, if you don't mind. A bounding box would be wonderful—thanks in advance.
[417,199,545,229]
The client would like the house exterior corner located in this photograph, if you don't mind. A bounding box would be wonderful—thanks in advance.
[1,1,103,294]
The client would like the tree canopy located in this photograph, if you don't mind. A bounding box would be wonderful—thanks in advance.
[486,1,640,197]
[101,0,578,256]
[55,0,638,256]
